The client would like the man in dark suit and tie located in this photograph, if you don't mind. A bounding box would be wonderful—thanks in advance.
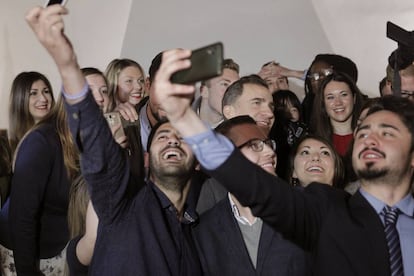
[152,50,414,276]
[29,4,414,272]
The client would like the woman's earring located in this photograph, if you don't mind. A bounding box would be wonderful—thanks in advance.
[291,177,300,187]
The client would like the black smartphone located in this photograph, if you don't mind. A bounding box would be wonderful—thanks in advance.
[171,42,224,84]
[44,0,67,7]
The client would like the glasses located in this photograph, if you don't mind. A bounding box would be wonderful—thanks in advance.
[401,90,414,99]
[307,68,333,82]
[237,138,276,152]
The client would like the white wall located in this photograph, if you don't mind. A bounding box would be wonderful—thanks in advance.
[2,0,412,131]
[0,0,132,129]
[312,0,414,96]
[121,0,333,98]
[122,0,414,97]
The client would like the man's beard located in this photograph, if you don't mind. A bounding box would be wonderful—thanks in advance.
[355,148,388,181]
[149,153,196,192]
[356,162,388,180]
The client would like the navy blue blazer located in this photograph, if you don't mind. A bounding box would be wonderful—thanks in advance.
[65,93,202,276]
[206,149,393,276]
[193,197,310,275]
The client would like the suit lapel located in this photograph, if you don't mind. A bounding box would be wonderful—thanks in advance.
[349,191,390,276]
[220,199,256,272]
[256,222,274,275]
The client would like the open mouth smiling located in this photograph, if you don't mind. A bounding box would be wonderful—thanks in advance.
[162,149,183,161]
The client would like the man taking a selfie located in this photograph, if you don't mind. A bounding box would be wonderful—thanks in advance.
[25,5,202,275]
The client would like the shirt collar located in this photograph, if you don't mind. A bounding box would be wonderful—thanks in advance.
[211,119,224,129]
[149,180,197,224]
[359,188,414,217]
[228,193,258,226]
[193,96,202,116]
[139,101,151,150]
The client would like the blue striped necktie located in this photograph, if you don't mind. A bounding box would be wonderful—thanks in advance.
[382,206,404,276]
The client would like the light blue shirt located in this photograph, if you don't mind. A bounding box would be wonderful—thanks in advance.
[183,128,233,170]
[360,188,414,276]
[184,128,414,275]
[139,101,151,151]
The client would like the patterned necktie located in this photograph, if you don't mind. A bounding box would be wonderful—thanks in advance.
[382,206,404,276]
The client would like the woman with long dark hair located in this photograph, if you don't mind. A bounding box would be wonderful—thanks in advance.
[8,96,79,275]
[310,71,365,157]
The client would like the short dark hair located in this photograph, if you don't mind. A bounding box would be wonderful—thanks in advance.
[222,74,268,109]
[222,58,240,74]
[148,52,163,84]
[379,76,388,96]
[215,115,256,136]
[364,95,414,151]
[81,67,105,78]
[146,119,169,152]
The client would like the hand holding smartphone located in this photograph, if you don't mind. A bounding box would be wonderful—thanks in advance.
[170,42,224,84]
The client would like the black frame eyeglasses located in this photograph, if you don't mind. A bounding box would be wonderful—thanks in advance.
[307,68,333,82]
[237,138,276,152]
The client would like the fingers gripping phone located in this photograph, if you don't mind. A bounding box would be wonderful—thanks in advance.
[171,42,224,84]
[104,112,126,141]
[44,0,68,7]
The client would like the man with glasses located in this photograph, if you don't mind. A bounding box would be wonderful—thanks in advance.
[193,116,309,276]
[307,67,333,83]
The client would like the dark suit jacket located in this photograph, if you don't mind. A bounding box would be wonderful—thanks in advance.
[196,177,228,214]
[206,150,392,276]
[193,197,310,276]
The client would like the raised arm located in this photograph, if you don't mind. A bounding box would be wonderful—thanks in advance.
[25,5,85,100]
[26,5,130,223]
[258,62,306,80]
[150,49,208,136]
[153,48,331,251]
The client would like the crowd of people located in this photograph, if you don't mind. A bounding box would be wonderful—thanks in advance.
[0,4,413,276]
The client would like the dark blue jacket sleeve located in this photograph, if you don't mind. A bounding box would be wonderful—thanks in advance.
[205,149,343,250]
[9,130,54,274]
[65,93,130,225]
